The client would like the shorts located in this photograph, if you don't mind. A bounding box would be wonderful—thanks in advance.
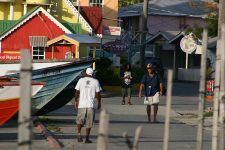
[144,92,159,105]
[76,108,95,128]
[121,87,131,97]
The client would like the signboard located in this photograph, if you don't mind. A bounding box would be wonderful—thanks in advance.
[103,26,121,36]
[0,54,21,60]
[180,33,197,54]
[102,40,128,54]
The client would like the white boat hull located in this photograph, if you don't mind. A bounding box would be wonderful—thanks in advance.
[0,62,70,77]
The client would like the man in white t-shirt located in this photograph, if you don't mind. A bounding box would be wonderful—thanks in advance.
[74,67,102,143]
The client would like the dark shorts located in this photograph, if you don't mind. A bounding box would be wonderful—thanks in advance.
[121,87,131,97]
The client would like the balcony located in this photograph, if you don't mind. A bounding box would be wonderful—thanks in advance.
[0,0,15,2]
[22,0,52,5]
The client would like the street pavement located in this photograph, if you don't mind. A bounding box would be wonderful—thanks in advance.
[0,81,214,150]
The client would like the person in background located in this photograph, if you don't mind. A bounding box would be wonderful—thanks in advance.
[74,67,102,143]
[138,63,163,123]
[206,58,215,79]
[120,63,133,105]
[205,58,215,99]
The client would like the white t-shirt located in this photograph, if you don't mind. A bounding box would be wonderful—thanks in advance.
[124,71,132,85]
[75,77,102,108]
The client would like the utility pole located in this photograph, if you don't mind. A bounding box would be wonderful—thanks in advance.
[212,0,225,150]
[163,70,173,150]
[97,110,109,150]
[18,49,32,150]
[196,28,208,150]
[139,0,148,68]
[219,23,225,150]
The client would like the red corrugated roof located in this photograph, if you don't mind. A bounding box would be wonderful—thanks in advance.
[80,6,102,34]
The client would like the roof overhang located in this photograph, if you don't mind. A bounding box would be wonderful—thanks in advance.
[29,36,48,47]
[47,34,100,47]
[146,32,170,44]
[169,32,185,43]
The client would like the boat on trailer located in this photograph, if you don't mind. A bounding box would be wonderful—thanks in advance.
[0,77,44,126]
[1,58,95,115]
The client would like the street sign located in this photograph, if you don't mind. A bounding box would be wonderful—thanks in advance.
[180,33,197,54]
[103,26,121,36]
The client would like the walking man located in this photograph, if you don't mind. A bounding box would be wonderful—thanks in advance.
[139,63,163,123]
[74,67,102,143]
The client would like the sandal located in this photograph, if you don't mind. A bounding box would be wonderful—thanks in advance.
[77,135,83,142]
[128,102,132,105]
[121,101,125,105]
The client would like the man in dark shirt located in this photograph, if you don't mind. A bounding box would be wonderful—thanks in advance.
[138,63,163,123]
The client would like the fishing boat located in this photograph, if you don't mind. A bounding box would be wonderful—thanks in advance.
[0,77,44,126]
[3,58,95,115]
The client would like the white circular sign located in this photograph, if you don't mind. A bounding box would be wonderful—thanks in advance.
[180,35,197,54]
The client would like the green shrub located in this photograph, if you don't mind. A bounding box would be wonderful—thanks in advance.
[95,58,121,86]
[132,67,145,84]
[95,58,145,86]
[204,111,213,117]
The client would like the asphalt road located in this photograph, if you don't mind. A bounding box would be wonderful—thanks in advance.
[0,81,214,150]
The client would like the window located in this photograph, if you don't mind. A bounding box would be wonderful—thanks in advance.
[32,47,45,60]
[89,0,102,7]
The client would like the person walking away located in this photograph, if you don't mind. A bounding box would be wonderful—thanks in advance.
[74,67,102,143]
[138,63,163,123]
[120,63,133,105]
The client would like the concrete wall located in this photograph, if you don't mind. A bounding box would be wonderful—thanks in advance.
[103,0,118,27]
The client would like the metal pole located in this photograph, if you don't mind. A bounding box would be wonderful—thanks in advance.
[196,28,208,150]
[219,24,225,150]
[212,0,225,149]
[93,46,96,70]
[185,52,188,69]
[18,49,32,150]
[139,0,148,68]
[163,69,173,150]
[173,48,176,78]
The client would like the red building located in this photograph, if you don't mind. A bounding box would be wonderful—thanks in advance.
[0,6,73,60]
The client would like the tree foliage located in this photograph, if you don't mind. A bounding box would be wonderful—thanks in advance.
[186,0,218,38]
[205,12,218,37]
[119,0,144,8]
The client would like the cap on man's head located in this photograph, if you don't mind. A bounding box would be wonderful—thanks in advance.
[146,63,153,68]
[86,67,94,76]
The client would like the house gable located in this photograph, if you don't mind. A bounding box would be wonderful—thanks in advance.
[147,31,182,44]
[0,6,71,41]
[62,0,93,34]
[0,7,72,55]
[80,6,102,34]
